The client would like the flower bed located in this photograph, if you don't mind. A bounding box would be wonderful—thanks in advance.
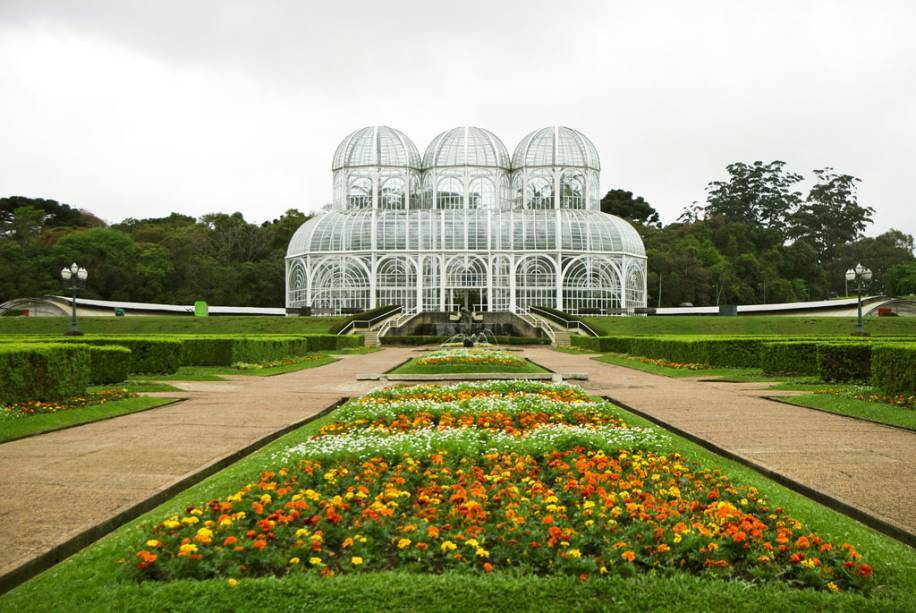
[1,388,136,419]
[129,381,874,593]
[232,354,327,371]
[814,386,915,411]
[416,348,527,368]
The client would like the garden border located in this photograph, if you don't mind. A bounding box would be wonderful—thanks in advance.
[0,397,349,596]
[0,397,186,446]
[602,395,916,549]
[763,395,916,434]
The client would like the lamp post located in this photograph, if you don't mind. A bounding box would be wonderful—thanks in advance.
[60,262,88,336]
[845,263,872,337]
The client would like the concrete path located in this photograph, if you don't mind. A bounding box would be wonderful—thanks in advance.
[525,347,916,541]
[0,347,414,586]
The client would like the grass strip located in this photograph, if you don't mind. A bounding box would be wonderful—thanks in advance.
[145,354,338,381]
[0,397,178,444]
[775,394,916,432]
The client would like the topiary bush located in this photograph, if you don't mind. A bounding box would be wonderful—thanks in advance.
[870,343,916,393]
[88,345,131,384]
[179,337,235,366]
[759,342,820,376]
[817,343,872,382]
[0,343,90,404]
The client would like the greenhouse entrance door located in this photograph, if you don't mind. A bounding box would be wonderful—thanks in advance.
[446,287,487,312]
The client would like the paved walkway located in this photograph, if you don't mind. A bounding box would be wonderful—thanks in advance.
[0,348,414,584]
[525,347,916,540]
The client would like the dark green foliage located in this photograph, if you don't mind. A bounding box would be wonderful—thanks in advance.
[380,336,550,346]
[581,315,916,337]
[871,344,916,393]
[760,342,820,375]
[816,343,872,382]
[178,338,235,366]
[570,335,632,353]
[0,343,90,404]
[87,345,131,384]
[600,189,661,227]
[328,306,400,334]
[622,337,763,368]
[0,316,341,336]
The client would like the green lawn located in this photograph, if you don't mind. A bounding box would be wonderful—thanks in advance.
[776,394,916,431]
[0,396,178,443]
[391,357,549,375]
[581,315,916,337]
[0,315,343,336]
[88,381,181,393]
[145,354,338,381]
[593,352,787,381]
[2,401,913,611]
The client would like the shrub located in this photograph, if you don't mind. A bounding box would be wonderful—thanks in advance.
[759,342,820,376]
[0,343,90,404]
[231,337,312,363]
[817,343,872,382]
[88,345,131,384]
[179,337,235,366]
[870,343,916,393]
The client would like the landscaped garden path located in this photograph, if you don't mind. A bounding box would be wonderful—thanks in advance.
[0,347,415,587]
[525,347,916,542]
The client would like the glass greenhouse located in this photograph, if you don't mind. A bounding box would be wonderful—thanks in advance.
[285,126,647,315]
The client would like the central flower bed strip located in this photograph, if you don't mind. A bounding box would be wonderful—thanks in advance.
[129,381,874,594]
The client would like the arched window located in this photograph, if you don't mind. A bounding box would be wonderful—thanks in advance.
[527,176,553,209]
[562,257,620,315]
[512,173,524,208]
[437,177,464,209]
[468,177,495,210]
[626,266,644,308]
[376,256,417,310]
[287,261,307,307]
[515,255,556,311]
[347,176,372,209]
[310,257,370,313]
[379,177,405,209]
[560,172,584,209]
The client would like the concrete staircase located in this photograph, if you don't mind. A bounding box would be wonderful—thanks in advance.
[362,329,381,347]
[529,313,571,347]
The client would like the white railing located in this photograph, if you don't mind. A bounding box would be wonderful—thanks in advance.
[336,306,402,336]
[377,306,419,338]
[518,312,556,345]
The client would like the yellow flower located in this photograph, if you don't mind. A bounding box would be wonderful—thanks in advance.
[475,548,490,558]
[181,516,199,525]
[465,538,479,548]
[227,578,238,587]
[178,543,198,557]
[289,557,300,565]
[397,538,412,549]
[568,549,582,558]
[145,539,160,548]
[827,582,839,592]
[309,557,322,566]
[441,540,458,552]
[351,556,364,566]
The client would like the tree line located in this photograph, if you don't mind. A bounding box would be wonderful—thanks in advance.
[601,162,915,306]
[1,159,914,308]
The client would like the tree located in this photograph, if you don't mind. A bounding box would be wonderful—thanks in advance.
[704,161,803,231]
[600,190,660,228]
[790,168,874,263]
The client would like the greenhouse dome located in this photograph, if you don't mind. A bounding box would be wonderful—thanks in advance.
[286,125,647,315]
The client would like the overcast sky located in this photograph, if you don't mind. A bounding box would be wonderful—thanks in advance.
[1,0,914,237]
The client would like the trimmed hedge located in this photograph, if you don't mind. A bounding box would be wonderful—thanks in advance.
[570,335,633,353]
[178,334,362,365]
[88,345,131,384]
[816,343,872,382]
[871,344,916,393]
[0,343,90,404]
[380,335,550,346]
[760,342,820,376]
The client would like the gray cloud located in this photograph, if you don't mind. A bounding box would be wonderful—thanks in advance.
[1,0,913,237]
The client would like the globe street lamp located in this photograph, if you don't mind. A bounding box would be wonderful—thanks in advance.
[845,263,872,337]
[60,262,89,336]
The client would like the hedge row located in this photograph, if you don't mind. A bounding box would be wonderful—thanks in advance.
[87,345,132,384]
[0,343,90,404]
[380,335,551,346]
[871,344,916,393]
[760,342,820,376]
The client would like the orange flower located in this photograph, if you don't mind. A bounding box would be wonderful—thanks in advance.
[253,539,267,550]
[621,551,636,562]
[483,562,494,572]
